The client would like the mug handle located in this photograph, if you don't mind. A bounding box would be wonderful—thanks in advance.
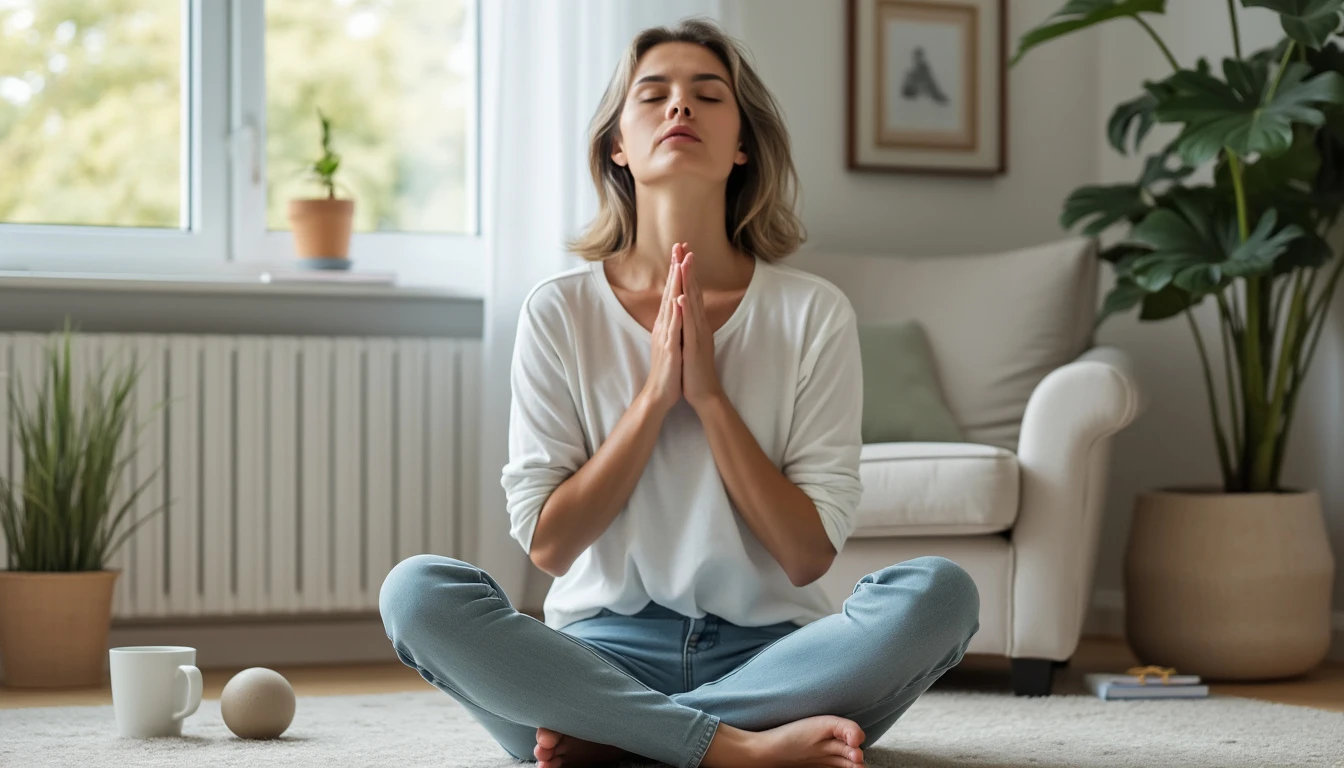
[172,665,203,721]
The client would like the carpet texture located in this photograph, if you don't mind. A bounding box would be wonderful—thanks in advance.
[2,689,1342,767]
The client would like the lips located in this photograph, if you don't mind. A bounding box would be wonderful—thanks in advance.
[660,125,700,143]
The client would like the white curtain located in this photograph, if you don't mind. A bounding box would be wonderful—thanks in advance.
[474,0,738,603]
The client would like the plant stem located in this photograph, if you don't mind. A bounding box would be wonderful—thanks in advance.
[1257,271,1309,489]
[1186,308,1234,489]
[1134,16,1180,72]
[1217,297,1244,463]
[1226,0,1242,60]
[1267,41,1297,103]
[1226,152,1251,242]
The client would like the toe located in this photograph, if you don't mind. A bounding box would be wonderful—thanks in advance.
[536,727,562,748]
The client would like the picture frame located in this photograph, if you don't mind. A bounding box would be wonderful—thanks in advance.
[847,0,1007,176]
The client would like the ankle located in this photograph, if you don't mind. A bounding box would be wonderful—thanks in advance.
[700,722,757,768]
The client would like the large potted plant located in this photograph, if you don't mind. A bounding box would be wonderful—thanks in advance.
[287,107,355,266]
[0,327,166,687]
[1014,1,1343,679]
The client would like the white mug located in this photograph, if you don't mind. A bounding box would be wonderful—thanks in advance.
[109,646,203,738]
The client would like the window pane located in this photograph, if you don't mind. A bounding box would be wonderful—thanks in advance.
[0,0,183,229]
[265,0,473,234]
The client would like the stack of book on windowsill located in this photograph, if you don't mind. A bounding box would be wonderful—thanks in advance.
[1085,666,1209,700]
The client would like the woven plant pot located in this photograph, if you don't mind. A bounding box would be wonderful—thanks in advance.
[1124,488,1334,681]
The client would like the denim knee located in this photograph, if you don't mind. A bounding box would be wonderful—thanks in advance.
[870,556,980,643]
[379,554,481,649]
[910,556,980,640]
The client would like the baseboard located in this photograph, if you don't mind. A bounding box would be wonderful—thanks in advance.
[96,610,549,671]
[1086,589,1344,663]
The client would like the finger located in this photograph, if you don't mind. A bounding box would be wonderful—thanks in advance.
[660,249,678,310]
[678,295,693,347]
[682,253,709,334]
[672,294,683,342]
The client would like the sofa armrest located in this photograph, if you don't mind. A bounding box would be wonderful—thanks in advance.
[1011,346,1143,660]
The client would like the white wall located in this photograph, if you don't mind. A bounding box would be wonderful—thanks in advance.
[739,0,1099,257]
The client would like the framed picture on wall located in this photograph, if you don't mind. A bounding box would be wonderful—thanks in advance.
[847,0,1007,176]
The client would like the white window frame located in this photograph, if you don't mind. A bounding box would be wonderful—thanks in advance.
[230,0,483,285]
[0,0,229,272]
[0,0,484,290]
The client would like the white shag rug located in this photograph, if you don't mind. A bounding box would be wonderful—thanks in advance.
[2,690,1342,768]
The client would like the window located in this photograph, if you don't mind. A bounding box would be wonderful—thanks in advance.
[0,0,480,278]
[264,0,474,234]
[0,0,184,229]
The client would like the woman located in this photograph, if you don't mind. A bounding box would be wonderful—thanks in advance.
[380,18,979,768]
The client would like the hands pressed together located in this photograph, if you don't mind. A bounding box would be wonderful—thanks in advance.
[643,242,725,416]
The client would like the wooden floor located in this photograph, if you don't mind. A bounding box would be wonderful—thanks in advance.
[2,636,1341,712]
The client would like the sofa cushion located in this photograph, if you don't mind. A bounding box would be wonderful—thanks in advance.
[852,442,1018,538]
[857,320,966,444]
[785,237,1098,451]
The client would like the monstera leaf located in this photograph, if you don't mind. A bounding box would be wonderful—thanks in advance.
[1012,0,1166,66]
[1109,91,1156,154]
[1124,199,1303,295]
[1096,276,1200,327]
[1150,58,1344,165]
[1061,148,1193,234]
[1244,0,1344,50]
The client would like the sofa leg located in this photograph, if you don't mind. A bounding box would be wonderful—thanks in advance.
[1011,658,1055,696]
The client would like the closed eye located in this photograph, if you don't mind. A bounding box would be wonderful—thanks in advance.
[640,96,723,103]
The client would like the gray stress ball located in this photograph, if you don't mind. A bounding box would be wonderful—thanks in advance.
[220,667,296,739]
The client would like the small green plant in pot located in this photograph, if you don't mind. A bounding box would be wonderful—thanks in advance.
[287,107,355,264]
[1013,0,1343,680]
[0,325,167,688]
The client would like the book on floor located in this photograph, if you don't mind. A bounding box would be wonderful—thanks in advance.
[1085,672,1210,700]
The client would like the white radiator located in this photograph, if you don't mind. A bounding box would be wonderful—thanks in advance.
[0,332,481,619]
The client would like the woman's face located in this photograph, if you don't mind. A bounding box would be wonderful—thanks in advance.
[611,42,747,186]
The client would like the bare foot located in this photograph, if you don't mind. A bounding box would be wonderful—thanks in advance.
[701,715,866,768]
[534,726,638,768]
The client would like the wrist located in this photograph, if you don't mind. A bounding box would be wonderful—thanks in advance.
[637,387,673,421]
[688,389,728,416]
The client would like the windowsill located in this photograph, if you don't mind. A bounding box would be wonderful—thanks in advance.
[0,269,482,301]
[0,269,484,338]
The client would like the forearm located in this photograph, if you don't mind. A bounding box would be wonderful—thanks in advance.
[529,390,668,577]
[694,394,831,586]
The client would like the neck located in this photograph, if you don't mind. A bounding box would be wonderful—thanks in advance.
[617,183,749,291]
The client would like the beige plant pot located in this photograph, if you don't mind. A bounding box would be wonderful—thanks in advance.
[1124,488,1335,681]
[287,198,354,259]
[0,569,120,688]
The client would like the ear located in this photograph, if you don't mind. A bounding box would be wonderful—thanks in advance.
[735,143,748,166]
[611,137,628,168]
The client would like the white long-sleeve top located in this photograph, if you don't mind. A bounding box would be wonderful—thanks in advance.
[500,254,864,632]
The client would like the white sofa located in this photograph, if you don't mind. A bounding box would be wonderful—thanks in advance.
[788,237,1144,696]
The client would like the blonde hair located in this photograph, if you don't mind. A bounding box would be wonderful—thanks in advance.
[566,17,806,264]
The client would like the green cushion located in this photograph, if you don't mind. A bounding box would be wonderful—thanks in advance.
[857,320,966,444]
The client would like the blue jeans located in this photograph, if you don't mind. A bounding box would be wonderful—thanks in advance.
[378,554,980,768]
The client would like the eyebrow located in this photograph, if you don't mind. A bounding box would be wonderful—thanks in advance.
[633,73,730,87]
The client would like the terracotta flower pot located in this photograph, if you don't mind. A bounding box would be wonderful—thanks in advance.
[287,198,354,259]
[1124,488,1335,681]
[0,569,121,688]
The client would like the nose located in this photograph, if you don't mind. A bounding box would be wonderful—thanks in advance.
[667,99,691,120]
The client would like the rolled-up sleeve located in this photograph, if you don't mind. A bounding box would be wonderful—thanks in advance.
[499,298,588,556]
[780,301,865,556]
